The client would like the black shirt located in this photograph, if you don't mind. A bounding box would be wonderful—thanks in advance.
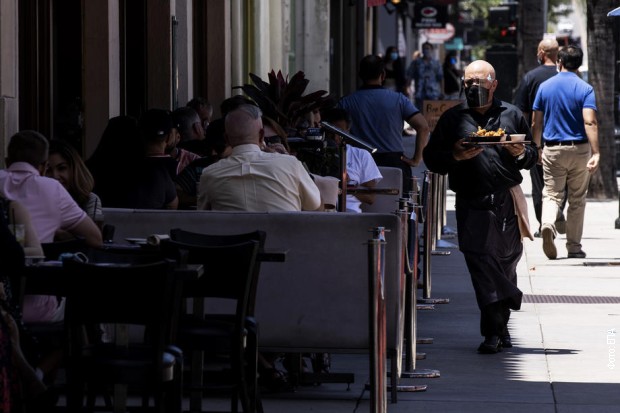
[125,156,178,209]
[423,98,538,198]
[513,65,558,121]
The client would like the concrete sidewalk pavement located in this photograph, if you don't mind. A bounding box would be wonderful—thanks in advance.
[256,169,620,413]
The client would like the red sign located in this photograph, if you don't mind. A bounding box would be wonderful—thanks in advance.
[422,23,456,42]
[414,3,448,29]
[367,0,387,6]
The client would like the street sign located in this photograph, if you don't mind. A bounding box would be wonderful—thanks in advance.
[444,37,463,51]
[413,3,448,29]
[421,23,456,43]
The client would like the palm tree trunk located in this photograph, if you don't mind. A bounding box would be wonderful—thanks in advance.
[586,0,618,199]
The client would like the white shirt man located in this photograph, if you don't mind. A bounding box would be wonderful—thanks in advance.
[198,104,321,212]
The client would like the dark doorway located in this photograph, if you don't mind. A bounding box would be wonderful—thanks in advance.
[53,0,83,150]
[120,0,147,119]
[18,0,82,150]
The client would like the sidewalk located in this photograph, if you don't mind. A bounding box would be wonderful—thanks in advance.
[256,169,620,413]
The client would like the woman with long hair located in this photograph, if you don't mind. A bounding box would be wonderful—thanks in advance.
[46,140,103,224]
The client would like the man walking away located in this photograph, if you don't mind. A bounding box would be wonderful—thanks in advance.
[532,45,600,260]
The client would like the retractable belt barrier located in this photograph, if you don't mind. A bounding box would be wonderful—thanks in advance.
[421,171,452,303]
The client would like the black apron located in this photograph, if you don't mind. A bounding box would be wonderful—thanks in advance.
[455,189,523,311]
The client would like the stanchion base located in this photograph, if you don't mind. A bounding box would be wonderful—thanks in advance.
[431,250,451,255]
[442,225,457,236]
[417,337,434,344]
[418,297,450,304]
[417,304,435,310]
[400,369,441,379]
[365,383,428,393]
[416,352,426,360]
[384,384,428,393]
[436,239,458,249]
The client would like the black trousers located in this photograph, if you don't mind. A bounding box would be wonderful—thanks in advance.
[530,163,544,229]
[480,299,511,337]
[456,189,523,338]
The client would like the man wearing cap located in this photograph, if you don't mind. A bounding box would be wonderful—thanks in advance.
[125,108,179,209]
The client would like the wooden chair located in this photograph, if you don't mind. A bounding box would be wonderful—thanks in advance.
[63,259,184,413]
[161,237,261,413]
[169,228,266,316]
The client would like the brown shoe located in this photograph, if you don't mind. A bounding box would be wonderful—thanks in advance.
[541,226,557,259]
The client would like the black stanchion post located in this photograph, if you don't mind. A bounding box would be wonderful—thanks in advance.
[421,171,451,305]
[368,229,387,413]
[397,199,439,380]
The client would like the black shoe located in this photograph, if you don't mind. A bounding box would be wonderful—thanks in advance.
[533,230,541,238]
[567,250,586,259]
[500,334,513,348]
[477,336,502,354]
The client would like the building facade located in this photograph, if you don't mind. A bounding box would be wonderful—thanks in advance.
[0,1,407,162]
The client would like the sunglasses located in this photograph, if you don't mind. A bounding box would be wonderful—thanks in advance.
[462,74,494,88]
[264,135,282,145]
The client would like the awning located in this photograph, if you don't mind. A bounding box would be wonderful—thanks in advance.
[608,7,620,16]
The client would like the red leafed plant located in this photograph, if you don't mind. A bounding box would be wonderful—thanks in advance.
[234,70,335,131]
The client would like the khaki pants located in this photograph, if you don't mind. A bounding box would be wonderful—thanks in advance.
[541,143,591,253]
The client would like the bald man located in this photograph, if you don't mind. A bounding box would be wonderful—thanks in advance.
[514,38,565,237]
[197,104,321,211]
[423,60,538,354]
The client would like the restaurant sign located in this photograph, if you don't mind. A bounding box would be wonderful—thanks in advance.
[413,3,448,29]
[422,100,463,132]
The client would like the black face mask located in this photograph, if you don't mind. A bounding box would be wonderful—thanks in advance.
[465,85,490,108]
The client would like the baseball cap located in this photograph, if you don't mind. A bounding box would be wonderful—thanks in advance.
[140,108,175,140]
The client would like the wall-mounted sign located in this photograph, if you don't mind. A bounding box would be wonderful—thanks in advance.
[413,3,448,29]
[420,23,456,43]
[422,100,463,132]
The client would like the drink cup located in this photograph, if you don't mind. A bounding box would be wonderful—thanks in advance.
[10,224,25,246]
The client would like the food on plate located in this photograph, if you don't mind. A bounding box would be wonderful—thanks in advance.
[472,126,505,137]
[468,126,506,142]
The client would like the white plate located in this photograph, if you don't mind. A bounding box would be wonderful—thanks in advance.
[463,141,530,146]
[125,237,147,244]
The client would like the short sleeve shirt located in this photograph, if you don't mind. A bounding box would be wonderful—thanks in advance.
[532,72,597,141]
[345,145,383,213]
[338,86,419,153]
[0,162,87,242]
